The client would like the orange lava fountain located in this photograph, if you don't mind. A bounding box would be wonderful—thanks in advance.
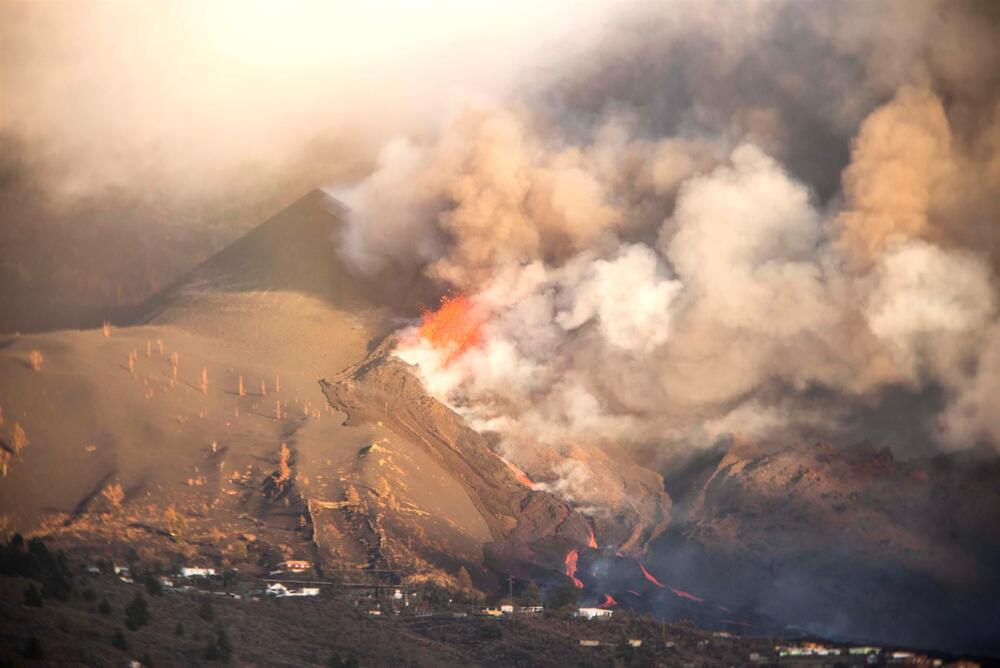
[419,294,486,364]
[597,593,617,608]
[564,549,584,589]
[586,526,598,549]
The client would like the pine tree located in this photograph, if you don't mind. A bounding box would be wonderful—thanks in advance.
[198,596,214,621]
[216,626,232,661]
[456,566,473,591]
[111,629,128,651]
[23,634,43,660]
[520,582,542,606]
[124,592,150,630]
[23,583,42,607]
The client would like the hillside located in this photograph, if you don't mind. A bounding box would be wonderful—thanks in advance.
[0,191,622,596]
[649,440,1000,655]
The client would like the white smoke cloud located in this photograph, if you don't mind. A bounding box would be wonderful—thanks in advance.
[864,239,997,383]
[556,244,681,352]
[346,0,1000,512]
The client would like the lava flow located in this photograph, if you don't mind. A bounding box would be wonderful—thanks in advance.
[491,451,534,488]
[564,549,585,589]
[639,562,704,602]
[639,562,665,588]
[419,294,486,364]
[586,525,598,549]
[597,594,617,608]
[670,587,704,603]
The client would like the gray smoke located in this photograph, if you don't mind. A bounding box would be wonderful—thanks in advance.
[340,0,1000,507]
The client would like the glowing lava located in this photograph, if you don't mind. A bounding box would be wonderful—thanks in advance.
[419,294,486,363]
[586,526,598,549]
[564,549,584,589]
[638,562,665,588]
[670,587,704,603]
[597,594,617,608]
[491,451,534,488]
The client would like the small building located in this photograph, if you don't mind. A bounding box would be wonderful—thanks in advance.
[86,565,101,574]
[479,607,504,617]
[270,560,311,574]
[849,646,882,656]
[113,565,130,575]
[265,583,318,598]
[576,607,614,620]
[519,605,544,614]
[777,643,840,657]
[180,567,217,578]
[500,604,514,614]
[580,640,601,647]
[158,576,174,588]
[627,639,642,647]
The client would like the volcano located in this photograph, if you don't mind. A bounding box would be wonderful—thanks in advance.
[0,191,644,593]
[1,192,999,657]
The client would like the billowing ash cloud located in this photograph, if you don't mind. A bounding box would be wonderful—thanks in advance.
[340,0,1000,502]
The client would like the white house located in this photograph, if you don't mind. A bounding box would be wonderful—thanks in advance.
[519,605,544,614]
[180,567,217,578]
[500,604,514,614]
[265,583,319,597]
[576,607,614,620]
[580,640,601,647]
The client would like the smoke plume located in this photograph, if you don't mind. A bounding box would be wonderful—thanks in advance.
[339,0,1000,506]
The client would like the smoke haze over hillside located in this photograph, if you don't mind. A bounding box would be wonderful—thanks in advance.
[339,0,1000,497]
[0,0,610,327]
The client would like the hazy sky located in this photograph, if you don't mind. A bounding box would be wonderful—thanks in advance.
[0,0,614,199]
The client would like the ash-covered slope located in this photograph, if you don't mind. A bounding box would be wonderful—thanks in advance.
[0,190,617,595]
[0,190,398,567]
[650,440,1000,655]
[316,339,606,590]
